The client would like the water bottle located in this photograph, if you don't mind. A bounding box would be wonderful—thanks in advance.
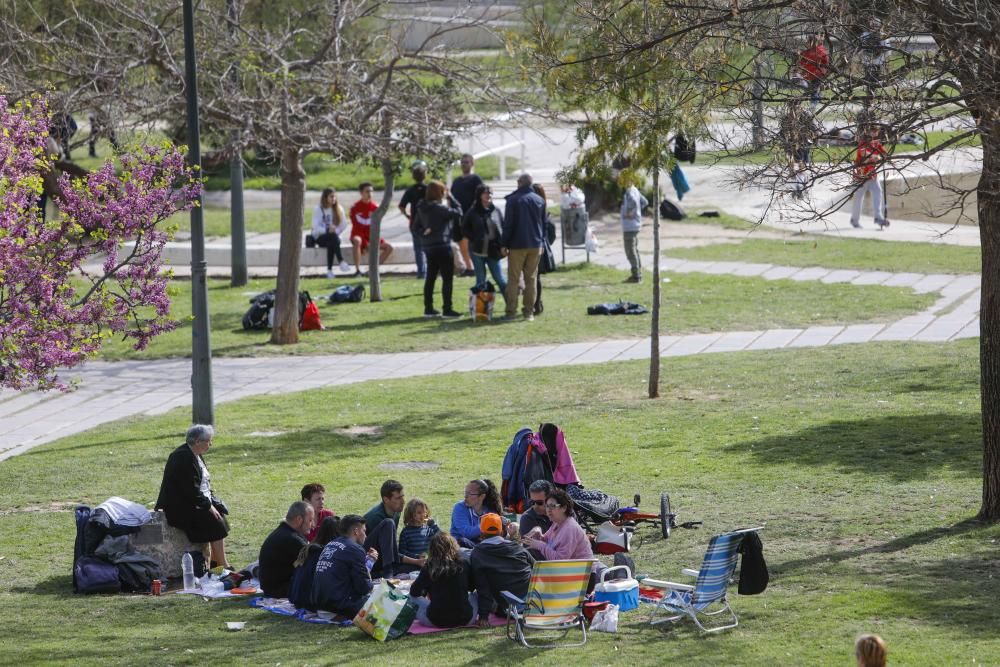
[364,553,376,572]
[182,552,196,591]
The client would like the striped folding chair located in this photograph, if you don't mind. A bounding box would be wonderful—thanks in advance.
[501,558,595,648]
[645,527,763,633]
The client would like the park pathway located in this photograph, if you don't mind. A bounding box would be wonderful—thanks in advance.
[0,256,980,463]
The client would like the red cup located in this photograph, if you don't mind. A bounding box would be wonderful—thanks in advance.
[583,601,609,623]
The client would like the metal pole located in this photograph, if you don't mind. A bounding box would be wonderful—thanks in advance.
[230,150,247,285]
[183,0,214,425]
[227,0,247,287]
[752,60,764,151]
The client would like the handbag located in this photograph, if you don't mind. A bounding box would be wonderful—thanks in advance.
[354,580,418,641]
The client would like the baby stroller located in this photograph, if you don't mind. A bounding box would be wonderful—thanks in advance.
[501,424,701,551]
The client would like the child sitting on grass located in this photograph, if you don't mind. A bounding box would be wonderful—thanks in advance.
[409,533,477,628]
[397,498,440,573]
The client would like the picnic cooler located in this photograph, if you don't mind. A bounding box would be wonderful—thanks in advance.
[353,580,418,641]
[593,565,640,612]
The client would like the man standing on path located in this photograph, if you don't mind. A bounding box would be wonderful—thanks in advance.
[399,161,429,280]
[258,501,315,598]
[350,182,394,276]
[450,153,481,277]
[500,173,546,321]
[621,180,648,283]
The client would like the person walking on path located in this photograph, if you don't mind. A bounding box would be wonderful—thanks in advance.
[312,188,350,278]
[500,173,546,320]
[450,153,481,277]
[399,161,429,280]
[415,180,463,318]
[621,181,648,283]
[850,125,888,229]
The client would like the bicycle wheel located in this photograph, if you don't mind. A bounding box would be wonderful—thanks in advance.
[660,493,671,539]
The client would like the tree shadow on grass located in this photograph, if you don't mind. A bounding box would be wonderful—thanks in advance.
[727,413,981,480]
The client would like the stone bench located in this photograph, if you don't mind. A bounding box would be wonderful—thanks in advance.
[128,511,209,579]
[162,241,419,268]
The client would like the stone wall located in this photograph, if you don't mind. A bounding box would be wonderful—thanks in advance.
[129,511,209,579]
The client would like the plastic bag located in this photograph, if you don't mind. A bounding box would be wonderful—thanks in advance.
[585,226,600,253]
[589,603,619,632]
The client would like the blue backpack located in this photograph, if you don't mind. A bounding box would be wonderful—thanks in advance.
[73,506,120,594]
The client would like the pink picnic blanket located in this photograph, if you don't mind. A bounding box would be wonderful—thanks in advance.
[408,614,506,635]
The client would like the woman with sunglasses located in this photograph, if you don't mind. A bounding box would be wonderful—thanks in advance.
[461,183,507,295]
[450,478,504,548]
[521,487,591,561]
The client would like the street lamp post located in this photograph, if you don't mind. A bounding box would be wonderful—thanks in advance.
[183,0,214,425]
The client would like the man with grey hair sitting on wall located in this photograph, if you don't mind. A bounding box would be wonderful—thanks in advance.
[258,501,316,598]
[155,424,232,569]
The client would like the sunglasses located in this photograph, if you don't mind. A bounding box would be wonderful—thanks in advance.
[531,499,545,506]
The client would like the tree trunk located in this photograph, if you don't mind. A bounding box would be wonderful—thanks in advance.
[271,146,305,344]
[978,125,1000,522]
[648,166,661,399]
[367,158,394,302]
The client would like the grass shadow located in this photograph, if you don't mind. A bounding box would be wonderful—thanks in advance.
[729,412,981,480]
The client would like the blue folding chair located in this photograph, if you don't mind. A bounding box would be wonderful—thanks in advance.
[644,527,763,633]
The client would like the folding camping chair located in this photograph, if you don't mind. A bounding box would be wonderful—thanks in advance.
[644,527,764,633]
[502,558,595,648]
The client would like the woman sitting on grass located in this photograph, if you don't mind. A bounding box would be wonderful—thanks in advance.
[288,515,339,611]
[450,478,505,548]
[521,487,591,561]
[409,533,477,628]
[397,498,439,572]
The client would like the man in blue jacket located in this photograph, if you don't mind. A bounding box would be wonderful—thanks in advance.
[500,173,546,321]
[312,515,377,618]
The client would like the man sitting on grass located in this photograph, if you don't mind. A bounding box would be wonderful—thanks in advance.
[313,515,378,618]
[301,483,335,542]
[258,501,315,598]
[362,479,423,577]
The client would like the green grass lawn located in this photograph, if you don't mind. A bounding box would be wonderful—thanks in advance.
[96,263,933,361]
[669,237,982,275]
[1,340,997,665]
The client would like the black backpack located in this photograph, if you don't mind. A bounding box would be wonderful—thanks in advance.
[241,290,310,329]
[329,284,366,304]
[659,199,686,221]
[673,135,696,163]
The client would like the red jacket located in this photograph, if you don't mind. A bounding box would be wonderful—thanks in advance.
[798,44,829,81]
[854,139,886,181]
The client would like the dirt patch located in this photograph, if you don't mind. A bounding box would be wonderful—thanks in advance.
[249,431,285,437]
[378,461,441,471]
[0,500,80,516]
[335,425,384,438]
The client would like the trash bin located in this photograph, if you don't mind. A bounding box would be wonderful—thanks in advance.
[561,208,589,246]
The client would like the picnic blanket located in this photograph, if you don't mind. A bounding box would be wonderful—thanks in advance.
[174,577,261,599]
[409,614,507,634]
[250,597,354,626]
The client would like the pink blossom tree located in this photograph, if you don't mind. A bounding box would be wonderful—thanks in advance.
[0,95,201,391]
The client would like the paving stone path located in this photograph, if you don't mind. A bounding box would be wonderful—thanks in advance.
[0,254,980,462]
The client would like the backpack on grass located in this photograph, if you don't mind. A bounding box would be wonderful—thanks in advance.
[329,284,366,304]
[242,290,311,330]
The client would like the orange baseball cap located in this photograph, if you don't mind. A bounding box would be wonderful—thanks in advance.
[480,513,503,537]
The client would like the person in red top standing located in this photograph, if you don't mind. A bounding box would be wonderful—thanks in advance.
[797,33,829,105]
[850,125,888,229]
[349,182,393,276]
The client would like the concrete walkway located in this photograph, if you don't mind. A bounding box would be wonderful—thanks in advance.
[0,257,980,462]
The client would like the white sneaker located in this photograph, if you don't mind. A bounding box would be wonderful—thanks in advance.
[339,261,351,273]
[326,270,336,279]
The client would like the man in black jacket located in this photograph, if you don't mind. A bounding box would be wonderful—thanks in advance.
[258,501,315,598]
[469,513,535,627]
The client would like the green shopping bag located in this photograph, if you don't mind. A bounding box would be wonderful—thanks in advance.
[353,580,418,641]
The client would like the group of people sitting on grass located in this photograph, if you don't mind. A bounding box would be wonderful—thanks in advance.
[253,477,599,628]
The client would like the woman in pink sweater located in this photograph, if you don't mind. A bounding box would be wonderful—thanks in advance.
[522,488,592,561]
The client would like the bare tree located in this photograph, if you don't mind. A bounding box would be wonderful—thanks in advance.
[518,0,999,520]
[0,0,520,342]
